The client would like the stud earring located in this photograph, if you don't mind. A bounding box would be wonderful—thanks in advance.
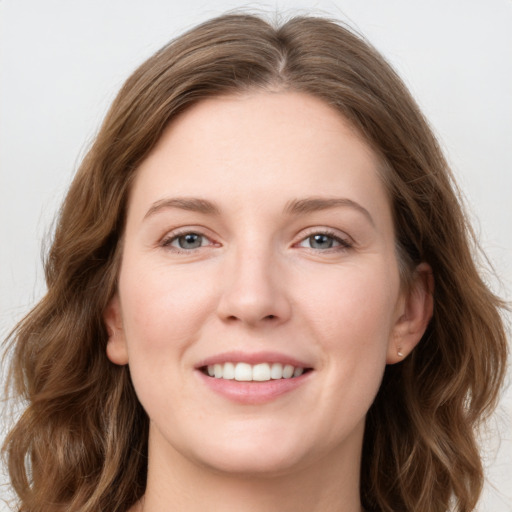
[397,349,404,357]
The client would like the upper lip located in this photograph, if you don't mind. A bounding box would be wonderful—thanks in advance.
[195,351,313,369]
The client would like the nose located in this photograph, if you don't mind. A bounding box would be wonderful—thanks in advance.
[216,246,292,327]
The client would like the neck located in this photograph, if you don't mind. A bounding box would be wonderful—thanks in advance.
[135,422,365,512]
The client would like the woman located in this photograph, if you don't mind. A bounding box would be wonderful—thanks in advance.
[2,13,508,512]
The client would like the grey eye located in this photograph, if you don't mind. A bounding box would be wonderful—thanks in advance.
[176,233,203,249]
[308,234,336,249]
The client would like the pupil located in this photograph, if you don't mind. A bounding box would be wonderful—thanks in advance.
[179,233,202,249]
[311,234,333,249]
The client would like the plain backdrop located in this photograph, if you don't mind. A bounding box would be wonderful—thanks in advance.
[1,1,511,510]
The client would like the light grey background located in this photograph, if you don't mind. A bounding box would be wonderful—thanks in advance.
[1,1,511,510]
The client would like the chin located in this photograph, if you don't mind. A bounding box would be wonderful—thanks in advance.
[180,424,312,477]
[196,444,305,478]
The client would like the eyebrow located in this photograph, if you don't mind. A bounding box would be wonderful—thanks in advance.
[144,197,220,219]
[143,195,374,226]
[284,197,375,226]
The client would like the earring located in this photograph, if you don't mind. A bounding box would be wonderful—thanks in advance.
[397,349,404,357]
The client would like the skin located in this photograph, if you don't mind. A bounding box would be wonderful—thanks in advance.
[104,91,433,512]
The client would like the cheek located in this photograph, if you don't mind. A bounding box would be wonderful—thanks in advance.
[298,260,400,360]
[116,262,217,416]
[283,260,401,445]
[118,260,217,356]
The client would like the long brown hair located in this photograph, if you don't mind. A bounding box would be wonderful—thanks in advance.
[2,13,508,512]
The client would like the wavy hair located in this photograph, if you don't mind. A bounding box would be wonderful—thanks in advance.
[2,13,508,512]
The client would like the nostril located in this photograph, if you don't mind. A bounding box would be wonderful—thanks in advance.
[266,314,275,320]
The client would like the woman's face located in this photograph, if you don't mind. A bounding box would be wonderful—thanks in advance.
[105,91,424,477]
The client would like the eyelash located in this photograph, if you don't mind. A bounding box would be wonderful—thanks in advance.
[294,228,353,252]
[160,228,353,253]
[160,229,216,253]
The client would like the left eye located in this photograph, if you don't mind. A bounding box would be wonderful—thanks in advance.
[298,233,348,250]
[166,232,208,250]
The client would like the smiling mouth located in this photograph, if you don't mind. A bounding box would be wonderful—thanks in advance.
[200,362,312,382]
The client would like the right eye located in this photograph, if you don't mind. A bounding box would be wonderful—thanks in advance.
[162,232,211,251]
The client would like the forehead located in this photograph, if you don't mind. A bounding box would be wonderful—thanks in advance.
[128,91,390,224]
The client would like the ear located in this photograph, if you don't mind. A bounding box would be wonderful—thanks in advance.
[387,263,434,364]
[104,294,129,365]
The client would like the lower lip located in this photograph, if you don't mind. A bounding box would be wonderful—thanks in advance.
[196,370,312,404]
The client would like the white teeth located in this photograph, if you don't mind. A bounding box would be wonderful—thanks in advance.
[234,362,252,381]
[293,367,304,377]
[214,364,223,378]
[270,363,283,379]
[252,363,271,381]
[223,362,235,380]
[205,362,307,381]
[282,364,294,378]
